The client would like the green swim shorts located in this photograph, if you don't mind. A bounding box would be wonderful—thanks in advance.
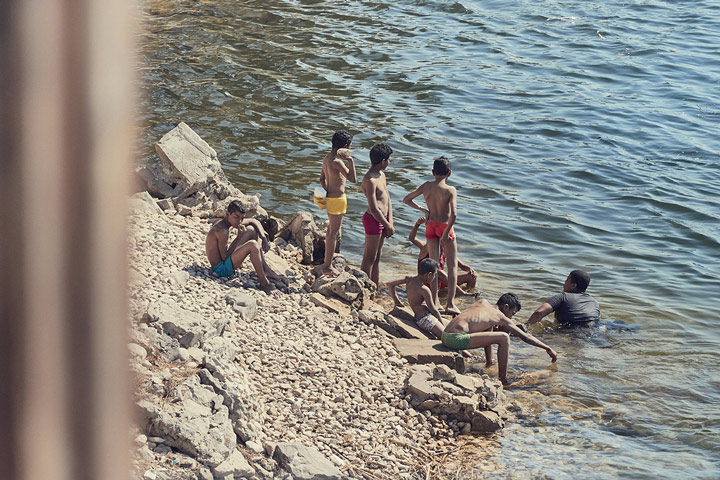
[442,331,470,350]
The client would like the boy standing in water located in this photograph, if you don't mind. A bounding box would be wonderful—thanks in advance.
[205,200,280,294]
[403,157,460,314]
[360,142,394,286]
[316,131,356,276]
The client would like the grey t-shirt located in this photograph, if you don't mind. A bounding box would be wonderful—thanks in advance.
[546,292,600,324]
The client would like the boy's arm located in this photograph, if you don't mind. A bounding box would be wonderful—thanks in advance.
[331,156,356,183]
[498,317,557,362]
[408,217,426,248]
[457,258,475,274]
[402,185,429,218]
[319,167,326,189]
[420,286,443,322]
[364,179,393,230]
[215,229,231,261]
[526,303,554,325]
[386,277,407,307]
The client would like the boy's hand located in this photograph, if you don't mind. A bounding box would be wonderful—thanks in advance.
[416,216,427,226]
[384,224,395,237]
[546,347,558,363]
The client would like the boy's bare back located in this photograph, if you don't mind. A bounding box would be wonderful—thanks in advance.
[405,275,434,317]
[446,298,505,333]
[422,181,457,223]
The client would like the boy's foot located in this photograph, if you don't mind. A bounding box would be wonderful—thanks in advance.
[262,237,272,253]
[444,306,461,316]
[259,283,279,296]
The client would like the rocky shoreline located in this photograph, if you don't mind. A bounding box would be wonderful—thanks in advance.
[128,124,511,480]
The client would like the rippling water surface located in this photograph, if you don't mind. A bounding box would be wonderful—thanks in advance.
[137,0,720,477]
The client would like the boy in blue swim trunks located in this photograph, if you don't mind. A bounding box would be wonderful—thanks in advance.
[205,200,280,294]
[442,294,557,385]
[386,258,449,339]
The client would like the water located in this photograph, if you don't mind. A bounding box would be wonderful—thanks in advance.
[137,0,720,477]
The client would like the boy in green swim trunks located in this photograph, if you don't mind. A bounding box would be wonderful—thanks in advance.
[386,258,449,339]
[205,200,280,294]
[442,294,557,385]
[317,131,356,276]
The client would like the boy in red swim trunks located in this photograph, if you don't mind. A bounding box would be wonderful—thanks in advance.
[360,143,394,286]
[403,157,460,314]
[408,216,477,295]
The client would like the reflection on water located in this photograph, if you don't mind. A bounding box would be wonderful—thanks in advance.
[138,0,720,477]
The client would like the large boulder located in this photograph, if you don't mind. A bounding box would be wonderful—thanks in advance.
[277,211,326,264]
[137,122,267,218]
[136,375,237,468]
[143,296,229,348]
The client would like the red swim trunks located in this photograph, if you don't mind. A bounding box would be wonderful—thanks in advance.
[425,220,455,240]
[362,212,385,235]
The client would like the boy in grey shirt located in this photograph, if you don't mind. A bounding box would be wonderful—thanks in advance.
[526,270,600,326]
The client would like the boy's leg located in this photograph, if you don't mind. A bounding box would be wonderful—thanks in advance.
[468,332,510,384]
[231,240,274,291]
[370,235,386,287]
[361,234,383,286]
[426,237,441,306]
[443,238,459,314]
[322,213,343,275]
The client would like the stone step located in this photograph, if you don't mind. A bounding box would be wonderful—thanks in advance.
[392,338,466,373]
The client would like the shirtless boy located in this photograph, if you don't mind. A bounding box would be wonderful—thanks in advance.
[205,200,279,294]
[317,130,356,276]
[442,294,558,385]
[403,157,460,314]
[386,258,449,339]
[409,216,477,296]
[360,142,394,286]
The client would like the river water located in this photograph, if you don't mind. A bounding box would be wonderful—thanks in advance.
[137,0,720,478]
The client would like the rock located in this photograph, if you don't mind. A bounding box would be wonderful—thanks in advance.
[168,270,190,288]
[388,307,435,340]
[144,296,228,348]
[263,250,293,278]
[129,191,165,217]
[277,212,324,264]
[128,343,148,360]
[308,293,350,317]
[471,410,504,432]
[134,434,148,446]
[212,449,255,479]
[138,122,267,217]
[225,292,258,322]
[273,442,343,480]
[392,338,464,372]
[136,375,237,468]
[245,440,264,454]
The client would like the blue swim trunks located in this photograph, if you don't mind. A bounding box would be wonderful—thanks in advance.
[213,256,235,277]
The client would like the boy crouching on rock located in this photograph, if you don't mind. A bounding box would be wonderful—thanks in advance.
[205,200,280,295]
[386,258,450,339]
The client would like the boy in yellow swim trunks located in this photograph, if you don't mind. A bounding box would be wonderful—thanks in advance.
[317,131,356,276]
[442,294,557,385]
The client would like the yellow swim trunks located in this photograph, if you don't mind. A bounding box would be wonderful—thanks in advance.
[314,194,347,215]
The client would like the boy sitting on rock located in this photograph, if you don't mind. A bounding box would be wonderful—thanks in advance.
[386,258,450,339]
[205,200,280,294]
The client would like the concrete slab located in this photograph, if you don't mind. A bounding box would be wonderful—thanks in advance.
[392,338,466,373]
[387,306,433,340]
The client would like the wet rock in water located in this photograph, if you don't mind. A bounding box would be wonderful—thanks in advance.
[273,442,343,480]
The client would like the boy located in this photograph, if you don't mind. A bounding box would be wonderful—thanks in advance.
[525,270,600,327]
[205,200,279,294]
[386,258,448,339]
[316,130,356,276]
[408,216,477,296]
[403,156,460,314]
[442,294,558,385]
[360,142,394,287]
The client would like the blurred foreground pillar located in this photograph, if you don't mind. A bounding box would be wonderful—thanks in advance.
[1,0,134,479]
